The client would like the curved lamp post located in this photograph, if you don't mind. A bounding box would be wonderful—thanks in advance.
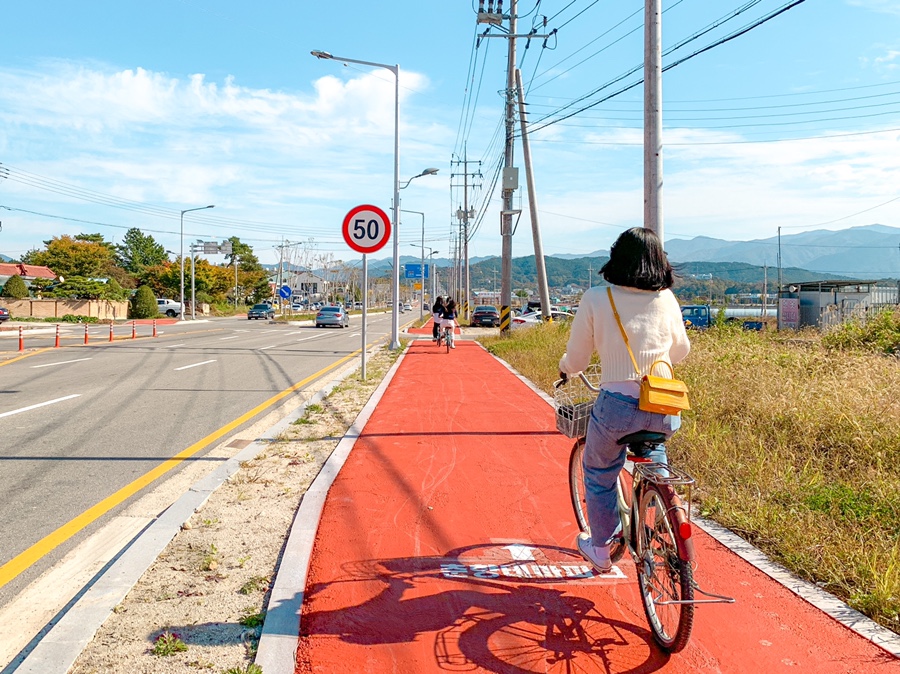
[180,205,214,320]
[312,49,404,347]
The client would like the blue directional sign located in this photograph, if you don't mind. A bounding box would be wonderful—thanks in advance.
[404,263,429,280]
[278,284,292,299]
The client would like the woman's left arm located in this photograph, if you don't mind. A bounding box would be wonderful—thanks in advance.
[666,292,691,364]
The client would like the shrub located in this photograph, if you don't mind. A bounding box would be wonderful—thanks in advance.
[1,275,29,298]
[59,314,100,323]
[131,285,158,319]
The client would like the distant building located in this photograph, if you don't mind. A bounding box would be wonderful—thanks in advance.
[0,263,57,288]
[780,280,899,329]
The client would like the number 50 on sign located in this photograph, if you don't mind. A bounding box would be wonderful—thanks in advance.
[342,204,391,254]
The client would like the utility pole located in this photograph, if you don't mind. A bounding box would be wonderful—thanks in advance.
[478,0,550,332]
[777,225,783,329]
[644,0,663,242]
[515,67,551,323]
[452,149,481,322]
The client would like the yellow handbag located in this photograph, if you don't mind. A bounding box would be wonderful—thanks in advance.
[607,287,690,416]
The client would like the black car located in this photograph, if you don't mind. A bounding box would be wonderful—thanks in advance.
[247,303,275,320]
[471,305,500,327]
[0,307,9,322]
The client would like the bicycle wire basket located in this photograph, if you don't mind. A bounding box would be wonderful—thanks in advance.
[554,365,601,438]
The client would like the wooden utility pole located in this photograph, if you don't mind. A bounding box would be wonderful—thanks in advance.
[644,0,663,242]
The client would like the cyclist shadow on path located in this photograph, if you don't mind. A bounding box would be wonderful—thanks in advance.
[299,546,671,674]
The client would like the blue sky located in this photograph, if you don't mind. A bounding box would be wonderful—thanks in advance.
[1,0,899,267]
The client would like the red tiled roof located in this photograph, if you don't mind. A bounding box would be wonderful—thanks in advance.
[0,263,57,280]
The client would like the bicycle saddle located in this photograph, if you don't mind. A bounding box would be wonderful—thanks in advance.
[617,430,667,449]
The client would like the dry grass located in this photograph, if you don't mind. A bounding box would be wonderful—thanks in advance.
[481,321,900,633]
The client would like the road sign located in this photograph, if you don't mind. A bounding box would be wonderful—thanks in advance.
[404,263,429,279]
[278,285,292,299]
[342,204,391,254]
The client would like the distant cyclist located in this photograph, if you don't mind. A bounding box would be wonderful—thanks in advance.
[440,298,458,348]
[558,227,690,572]
[431,296,446,342]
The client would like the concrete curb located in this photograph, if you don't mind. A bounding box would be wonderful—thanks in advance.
[11,357,364,674]
[254,345,408,672]
[489,349,900,659]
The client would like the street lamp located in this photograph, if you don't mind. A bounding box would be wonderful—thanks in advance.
[402,210,426,321]
[400,168,439,189]
[180,205,214,320]
[312,49,403,348]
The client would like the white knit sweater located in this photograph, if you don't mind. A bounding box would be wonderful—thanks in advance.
[559,284,690,387]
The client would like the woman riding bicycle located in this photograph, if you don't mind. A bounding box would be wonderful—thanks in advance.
[431,296,446,341]
[440,298,458,348]
[558,227,690,573]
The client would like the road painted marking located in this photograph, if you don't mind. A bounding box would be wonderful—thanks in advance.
[0,348,53,367]
[219,335,240,341]
[0,394,81,419]
[440,562,626,580]
[174,360,217,371]
[286,330,306,335]
[260,330,279,334]
[349,333,361,337]
[30,358,93,369]
[259,345,277,350]
[297,335,329,343]
[504,544,537,561]
[0,349,363,591]
[162,343,185,348]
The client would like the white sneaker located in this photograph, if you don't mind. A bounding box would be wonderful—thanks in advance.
[576,533,612,573]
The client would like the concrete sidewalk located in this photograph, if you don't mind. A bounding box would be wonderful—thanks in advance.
[257,328,899,673]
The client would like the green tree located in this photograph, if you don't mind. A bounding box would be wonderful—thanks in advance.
[48,276,110,300]
[23,234,116,278]
[116,228,168,275]
[130,285,158,318]
[1,274,29,298]
[223,237,268,303]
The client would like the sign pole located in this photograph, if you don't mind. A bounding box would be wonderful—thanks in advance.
[361,254,367,381]
[341,204,391,378]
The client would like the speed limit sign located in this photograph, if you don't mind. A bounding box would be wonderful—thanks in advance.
[342,204,391,254]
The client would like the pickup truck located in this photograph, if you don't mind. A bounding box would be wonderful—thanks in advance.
[157,298,182,318]
[681,304,711,329]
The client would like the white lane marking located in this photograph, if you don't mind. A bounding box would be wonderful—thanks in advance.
[162,343,185,348]
[348,333,361,337]
[174,360,217,371]
[285,331,305,335]
[0,394,81,419]
[259,345,277,350]
[296,335,328,343]
[31,358,93,369]
[260,330,279,334]
[219,335,240,341]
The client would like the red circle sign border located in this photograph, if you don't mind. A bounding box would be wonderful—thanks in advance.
[342,204,392,254]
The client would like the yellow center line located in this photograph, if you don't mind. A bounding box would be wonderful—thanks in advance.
[0,348,363,590]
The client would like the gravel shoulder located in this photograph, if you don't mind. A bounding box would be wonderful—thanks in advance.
[68,344,401,674]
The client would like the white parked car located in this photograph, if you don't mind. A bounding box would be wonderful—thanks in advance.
[157,298,182,318]
[511,310,575,329]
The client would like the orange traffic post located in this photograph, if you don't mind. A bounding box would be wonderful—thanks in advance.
[152,320,157,337]
[131,320,136,339]
[18,326,24,352]
[84,323,89,345]
[54,323,60,348]
[108,322,114,342]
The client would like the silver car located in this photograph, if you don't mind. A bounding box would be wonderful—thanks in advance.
[315,306,350,328]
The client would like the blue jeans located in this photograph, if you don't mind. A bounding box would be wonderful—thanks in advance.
[583,389,681,546]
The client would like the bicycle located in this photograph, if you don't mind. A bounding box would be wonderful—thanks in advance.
[555,369,734,653]
[441,322,455,352]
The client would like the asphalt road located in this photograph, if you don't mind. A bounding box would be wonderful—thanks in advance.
[0,313,397,606]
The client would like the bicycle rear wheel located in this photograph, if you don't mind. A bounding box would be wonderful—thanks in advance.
[446,328,452,352]
[568,439,589,532]
[636,483,695,653]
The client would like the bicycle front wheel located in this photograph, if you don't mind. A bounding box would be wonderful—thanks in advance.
[568,439,589,533]
[636,483,695,653]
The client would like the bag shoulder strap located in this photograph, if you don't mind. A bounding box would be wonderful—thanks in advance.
[607,287,641,376]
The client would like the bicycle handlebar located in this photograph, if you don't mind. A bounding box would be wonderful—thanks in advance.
[554,371,601,393]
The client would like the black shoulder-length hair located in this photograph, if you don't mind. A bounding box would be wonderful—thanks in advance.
[600,227,675,290]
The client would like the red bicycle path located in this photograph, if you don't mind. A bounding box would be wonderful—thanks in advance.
[295,328,898,673]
